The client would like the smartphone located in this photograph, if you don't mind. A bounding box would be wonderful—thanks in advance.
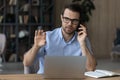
[76,21,81,32]
[76,20,84,32]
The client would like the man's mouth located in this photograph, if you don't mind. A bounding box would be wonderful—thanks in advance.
[65,27,75,33]
[66,27,73,31]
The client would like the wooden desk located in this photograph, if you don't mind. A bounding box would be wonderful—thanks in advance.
[0,74,119,80]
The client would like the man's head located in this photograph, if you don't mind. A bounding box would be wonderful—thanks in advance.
[61,3,82,34]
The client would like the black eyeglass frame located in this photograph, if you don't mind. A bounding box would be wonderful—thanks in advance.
[62,16,80,25]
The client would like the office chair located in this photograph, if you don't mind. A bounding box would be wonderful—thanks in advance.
[111,28,120,61]
[0,33,6,63]
[0,33,6,72]
[24,59,39,74]
[111,45,120,61]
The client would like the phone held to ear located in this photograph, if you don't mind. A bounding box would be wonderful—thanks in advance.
[76,20,85,32]
[76,23,81,32]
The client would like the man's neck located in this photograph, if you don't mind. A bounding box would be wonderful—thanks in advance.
[62,30,75,42]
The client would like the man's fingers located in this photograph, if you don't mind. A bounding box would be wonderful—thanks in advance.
[35,30,38,36]
[42,32,46,39]
[78,25,87,33]
[37,30,44,35]
[78,30,87,35]
[35,30,46,40]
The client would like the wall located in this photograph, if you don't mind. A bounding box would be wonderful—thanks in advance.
[54,0,120,59]
[54,0,72,27]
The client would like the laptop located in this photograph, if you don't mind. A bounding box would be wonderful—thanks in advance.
[43,56,86,79]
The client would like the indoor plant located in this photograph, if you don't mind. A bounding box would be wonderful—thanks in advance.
[72,0,95,23]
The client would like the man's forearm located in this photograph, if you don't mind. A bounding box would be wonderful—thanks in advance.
[80,42,97,71]
[23,45,40,66]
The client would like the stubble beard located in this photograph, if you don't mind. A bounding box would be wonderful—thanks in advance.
[62,26,75,35]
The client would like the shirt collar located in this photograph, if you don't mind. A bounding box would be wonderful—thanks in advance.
[58,27,77,44]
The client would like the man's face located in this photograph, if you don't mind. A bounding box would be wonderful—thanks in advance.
[61,9,80,34]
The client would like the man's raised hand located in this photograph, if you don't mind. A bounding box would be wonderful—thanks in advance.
[34,30,46,48]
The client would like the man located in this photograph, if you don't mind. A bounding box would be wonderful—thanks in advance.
[23,3,97,74]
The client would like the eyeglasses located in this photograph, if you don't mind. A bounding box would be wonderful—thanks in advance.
[62,16,80,25]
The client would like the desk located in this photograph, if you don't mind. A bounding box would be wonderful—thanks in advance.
[0,74,119,80]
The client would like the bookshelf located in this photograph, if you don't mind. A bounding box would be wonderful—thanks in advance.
[0,0,54,62]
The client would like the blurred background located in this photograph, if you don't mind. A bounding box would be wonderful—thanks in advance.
[0,0,120,74]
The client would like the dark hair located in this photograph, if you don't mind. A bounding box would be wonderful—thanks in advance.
[61,3,82,18]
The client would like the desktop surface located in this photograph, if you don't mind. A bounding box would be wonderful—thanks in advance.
[0,74,119,80]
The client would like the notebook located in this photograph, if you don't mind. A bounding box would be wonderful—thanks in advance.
[84,69,120,78]
[43,56,86,79]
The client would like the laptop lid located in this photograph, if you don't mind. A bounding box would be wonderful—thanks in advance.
[44,56,86,79]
